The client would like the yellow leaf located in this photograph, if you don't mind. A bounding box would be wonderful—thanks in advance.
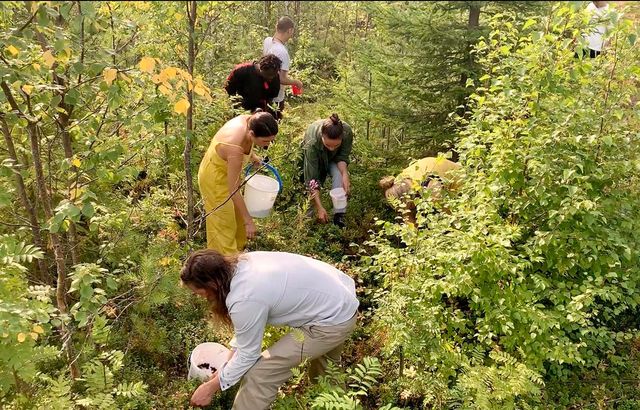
[33,63,41,70]
[17,333,26,343]
[103,68,118,85]
[158,84,171,96]
[159,257,172,266]
[33,324,44,334]
[22,85,34,95]
[70,186,84,201]
[160,67,177,81]
[6,45,19,56]
[72,157,81,167]
[174,98,190,115]
[139,57,156,74]
[178,69,192,82]
[194,84,206,96]
[30,332,39,340]
[42,50,56,68]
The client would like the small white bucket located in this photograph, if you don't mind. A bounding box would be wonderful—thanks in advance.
[329,187,348,210]
[244,174,280,218]
[187,342,231,381]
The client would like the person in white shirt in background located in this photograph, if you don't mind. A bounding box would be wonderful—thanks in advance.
[582,1,611,58]
[263,16,304,120]
[182,249,359,409]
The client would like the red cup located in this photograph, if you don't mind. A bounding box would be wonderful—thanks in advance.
[292,84,303,95]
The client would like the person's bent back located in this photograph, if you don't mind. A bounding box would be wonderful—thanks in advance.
[182,250,359,409]
[380,156,461,224]
[225,54,282,115]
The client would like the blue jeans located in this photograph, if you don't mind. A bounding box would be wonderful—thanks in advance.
[329,162,347,214]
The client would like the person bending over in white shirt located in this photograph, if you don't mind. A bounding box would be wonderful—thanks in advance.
[181,249,359,409]
[263,16,304,120]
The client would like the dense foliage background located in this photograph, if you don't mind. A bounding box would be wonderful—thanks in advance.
[1,1,639,409]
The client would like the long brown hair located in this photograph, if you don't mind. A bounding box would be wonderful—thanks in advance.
[180,249,239,325]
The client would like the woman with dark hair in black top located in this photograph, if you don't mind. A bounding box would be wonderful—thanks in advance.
[225,54,282,117]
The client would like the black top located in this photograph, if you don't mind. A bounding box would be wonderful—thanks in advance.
[224,62,280,114]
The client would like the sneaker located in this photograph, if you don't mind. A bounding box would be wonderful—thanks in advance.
[333,212,346,228]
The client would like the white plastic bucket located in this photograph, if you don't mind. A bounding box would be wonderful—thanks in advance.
[187,342,231,381]
[329,187,348,210]
[244,174,280,218]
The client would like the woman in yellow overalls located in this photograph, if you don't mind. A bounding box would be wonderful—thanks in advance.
[198,111,278,254]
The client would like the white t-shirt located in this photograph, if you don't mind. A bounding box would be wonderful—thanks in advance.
[217,251,359,391]
[262,37,290,103]
[584,2,610,52]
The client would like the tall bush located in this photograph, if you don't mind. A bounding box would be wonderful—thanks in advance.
[362,3,640,407]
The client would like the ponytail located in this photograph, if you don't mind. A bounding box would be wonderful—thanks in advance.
[321,113,344,140]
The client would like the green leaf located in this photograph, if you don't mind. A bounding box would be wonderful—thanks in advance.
[75,311,88,327]
[523,19,536,30]
[49,213,66,233]
[80,285,93,299]
[81,202,95,218]
[106,277,118,290]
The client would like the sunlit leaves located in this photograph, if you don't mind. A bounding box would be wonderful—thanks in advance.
[6,45,19,56]
[139,56,156,73]
[103,67,118,85]
[174,98,190,115]
[139,57,211,115]
[21,84,34,95]
[364,3,640,406]
[158,84,171,96]
[42,50,56,68]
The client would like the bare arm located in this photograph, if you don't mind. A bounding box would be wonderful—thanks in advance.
[337,161,351,195]
[227,155,252,221]
[190,372,221,407]
[279,70,302,88]
[336,161,348,177]
[220,145,253,224]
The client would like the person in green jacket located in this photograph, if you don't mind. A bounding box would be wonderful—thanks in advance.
[301,113,353,228]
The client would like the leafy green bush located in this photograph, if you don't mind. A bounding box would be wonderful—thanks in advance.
[274,356,405,410]
[359,3,640,407]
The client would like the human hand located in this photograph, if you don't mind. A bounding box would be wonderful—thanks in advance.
[293,79,303,89]
[317,207,329,223]
[190,380,216,407]
[245,219,257,239]
[250,153,262,169]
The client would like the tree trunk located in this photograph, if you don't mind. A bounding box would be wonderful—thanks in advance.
[0,115,49,280]
[458,3,481,110]
[1,81,80,380]
[264,1,271,28]
[58,98,80,266]
[460,3,481,88]
[184,1,196,241]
